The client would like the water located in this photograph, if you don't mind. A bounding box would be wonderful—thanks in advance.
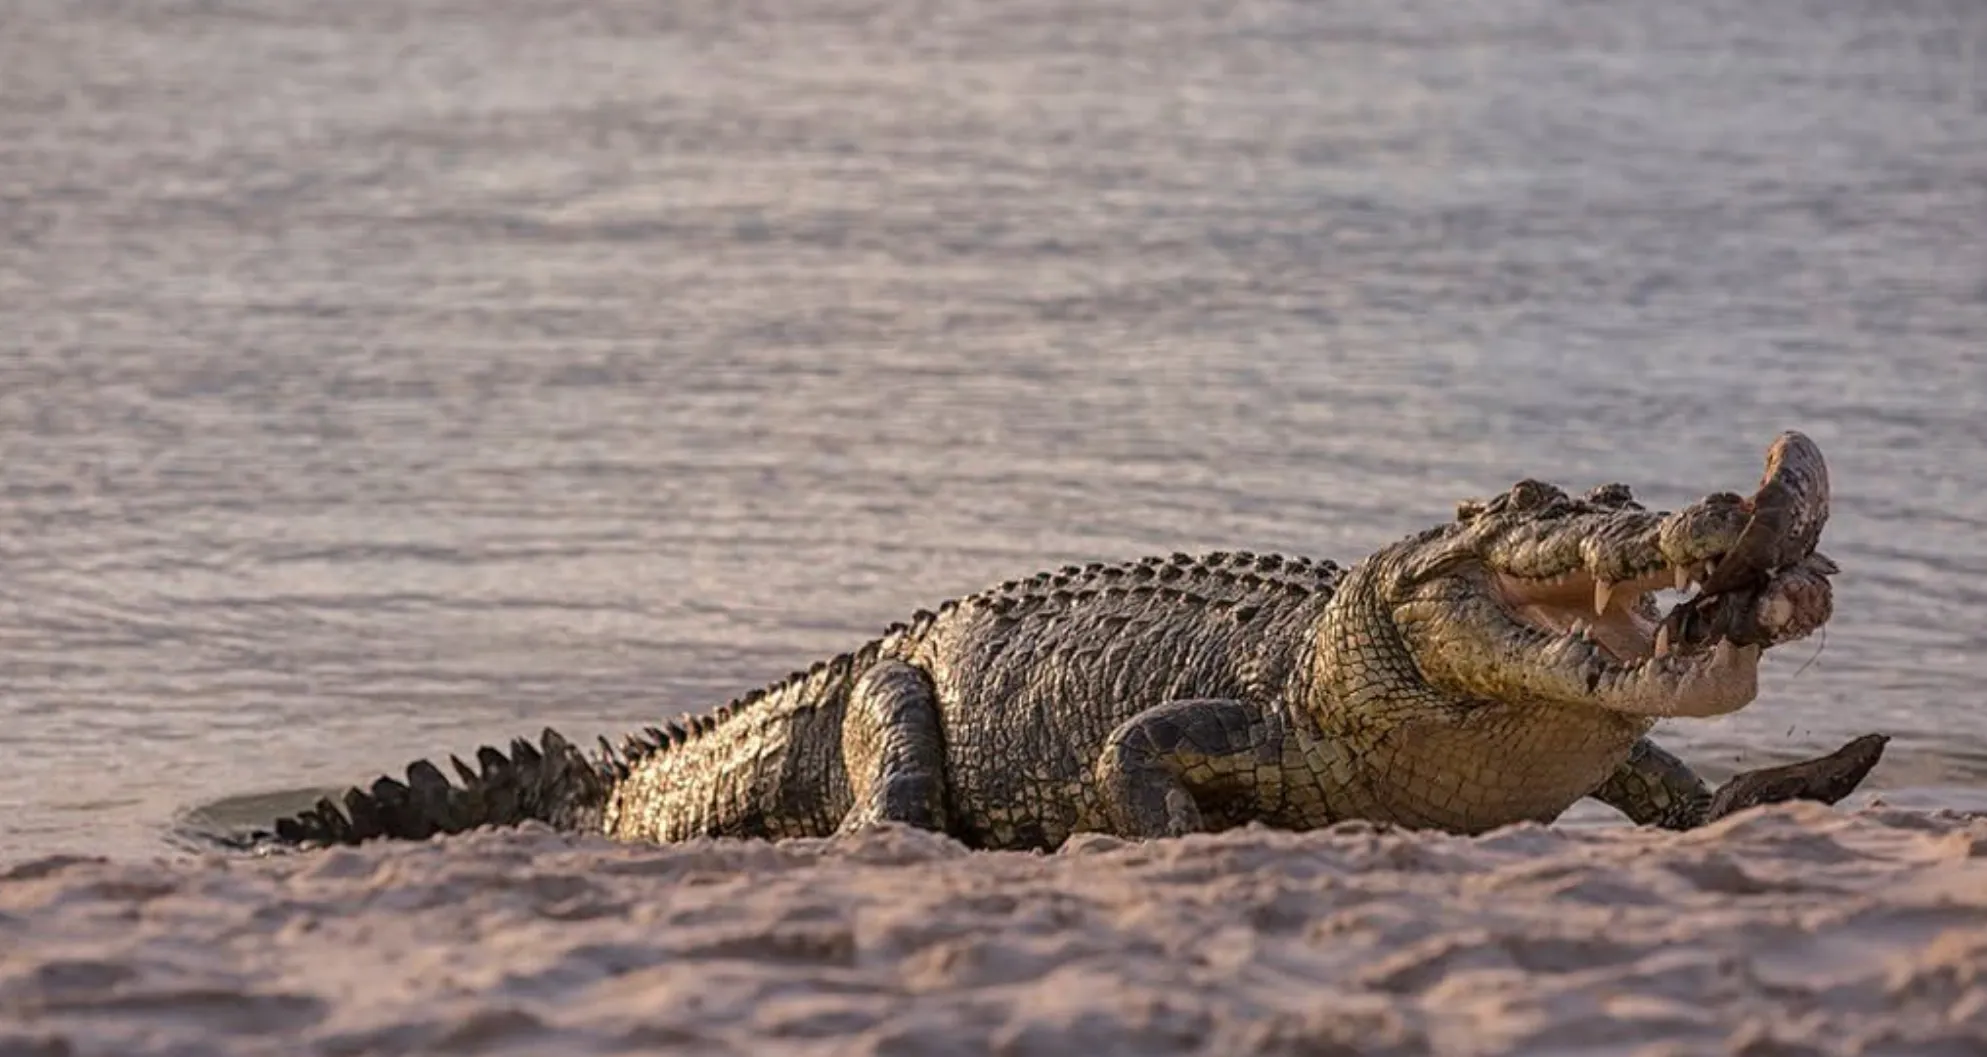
[4,0,1984,861]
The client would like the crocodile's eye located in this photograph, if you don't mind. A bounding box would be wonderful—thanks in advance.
[1455,498,1490,522]
[1586,483,1637,508]
[1505,479,1564,511]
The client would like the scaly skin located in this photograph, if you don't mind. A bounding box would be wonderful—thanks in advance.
[255,437,1881,852]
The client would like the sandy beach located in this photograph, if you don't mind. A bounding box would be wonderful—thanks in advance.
[2,802,1982,1056]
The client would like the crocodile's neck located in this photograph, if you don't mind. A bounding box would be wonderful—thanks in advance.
[1303,550,1654,833]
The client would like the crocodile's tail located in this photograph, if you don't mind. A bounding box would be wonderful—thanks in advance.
[245,728,614,849]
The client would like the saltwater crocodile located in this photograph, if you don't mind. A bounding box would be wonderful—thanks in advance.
[254,432,1884,851]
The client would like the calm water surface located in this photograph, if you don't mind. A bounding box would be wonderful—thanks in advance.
[4,0,1985,859]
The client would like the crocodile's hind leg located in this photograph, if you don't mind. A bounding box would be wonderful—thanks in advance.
[1093,698,1279,840]
[836,659,950,835]
[1592,734,1888,830]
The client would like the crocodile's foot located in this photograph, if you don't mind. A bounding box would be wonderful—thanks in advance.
[1704,733,1890,823]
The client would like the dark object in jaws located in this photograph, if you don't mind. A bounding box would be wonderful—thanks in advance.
[1663,430,1835,653]
[1665,550,1837,649]
[1699,430,1830,597]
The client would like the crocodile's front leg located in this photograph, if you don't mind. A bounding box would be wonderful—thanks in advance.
[1093,698,1281,840]
[1592,734,1888,829]
[1590,738,1713,829]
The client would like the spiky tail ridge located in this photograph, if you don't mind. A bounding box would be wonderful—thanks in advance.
[244,612,928,851]
[248,728,614,849]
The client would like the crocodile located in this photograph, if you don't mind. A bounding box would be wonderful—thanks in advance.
[252,432,1884,852]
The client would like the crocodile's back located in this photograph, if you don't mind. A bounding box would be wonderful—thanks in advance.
[906,552,1339,848]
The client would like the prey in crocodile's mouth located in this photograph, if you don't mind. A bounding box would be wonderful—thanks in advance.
[1493,556,1724,665]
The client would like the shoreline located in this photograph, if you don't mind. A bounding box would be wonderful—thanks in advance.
[4,802,1984,1056]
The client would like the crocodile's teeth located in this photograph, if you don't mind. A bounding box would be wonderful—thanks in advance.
[1594,580,1615,615]
[1703,558,1718,583]
[1653,623,1672,659]
[1674,565,1691,592]
[1571,619,1592,640]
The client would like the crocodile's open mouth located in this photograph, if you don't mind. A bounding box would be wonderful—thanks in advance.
[1491,557,1722,665]
[1484,430,1835,672]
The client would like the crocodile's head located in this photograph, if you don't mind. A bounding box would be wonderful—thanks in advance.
[1336,446,1832,721]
